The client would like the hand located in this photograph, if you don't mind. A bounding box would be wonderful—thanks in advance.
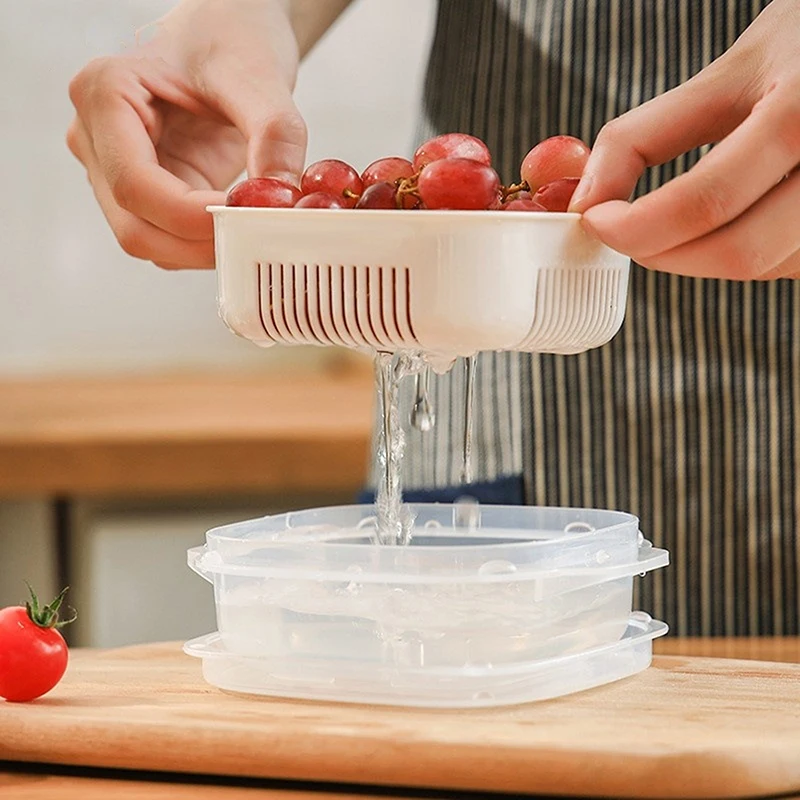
[570,0,800,280]
[67,0,307,270]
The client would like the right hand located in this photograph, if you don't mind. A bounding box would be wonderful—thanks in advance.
[67,0,308,270]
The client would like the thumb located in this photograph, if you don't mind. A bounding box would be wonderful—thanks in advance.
[207,64,308,183]
[569,59,753,213]
[243,84,308,183]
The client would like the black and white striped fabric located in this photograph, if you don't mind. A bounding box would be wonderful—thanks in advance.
[397,0,800,636]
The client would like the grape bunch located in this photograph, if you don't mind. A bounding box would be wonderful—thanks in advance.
[225,133,590,213]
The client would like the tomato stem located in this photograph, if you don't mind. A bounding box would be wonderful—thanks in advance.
[24,582,77,629]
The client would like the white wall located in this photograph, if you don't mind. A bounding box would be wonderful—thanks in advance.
[0,0,436,376]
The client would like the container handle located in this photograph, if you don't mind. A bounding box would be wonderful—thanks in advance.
[187,546,213,583]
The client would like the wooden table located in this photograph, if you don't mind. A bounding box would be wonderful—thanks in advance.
[0,365,375,596]
[654,635,800,662]
[1,637,798,800]
[0,365,374,498]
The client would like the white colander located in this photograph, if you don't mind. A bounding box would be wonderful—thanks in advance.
[211,207,630,359]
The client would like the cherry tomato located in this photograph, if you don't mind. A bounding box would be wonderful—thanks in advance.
[0,585,75,702]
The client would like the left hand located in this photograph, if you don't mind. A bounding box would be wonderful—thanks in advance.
[569,0,800,280]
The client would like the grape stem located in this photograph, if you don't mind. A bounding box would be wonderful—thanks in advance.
[342,188,360,200]
[501,180,530,201]
[395,173,422,208]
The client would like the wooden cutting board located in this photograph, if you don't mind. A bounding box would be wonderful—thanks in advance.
[0,772,419,800]
[1,643,798,800]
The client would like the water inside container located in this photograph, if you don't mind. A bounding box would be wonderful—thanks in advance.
[193,504,665,674]
[212,520,637,667]
[216,576,632,667]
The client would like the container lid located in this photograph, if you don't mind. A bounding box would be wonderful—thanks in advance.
[189,504,668,598]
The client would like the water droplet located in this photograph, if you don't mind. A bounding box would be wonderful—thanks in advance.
[338,565,363,595]
[357,516,377,530]
[478,560,518,576]
[424,519,443,529]
[411,368,436,432]
[411,402,435,432]
[472,691,494,702]
[564,521,594,534]
[426,354,457,375]
[595,549,611,564]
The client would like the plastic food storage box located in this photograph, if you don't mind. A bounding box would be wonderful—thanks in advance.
[185,504,669,707]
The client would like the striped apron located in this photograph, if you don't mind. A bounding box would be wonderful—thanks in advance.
[383,0,800,636]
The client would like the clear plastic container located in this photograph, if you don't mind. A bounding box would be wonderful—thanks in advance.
[186,504,668,705]
[185,612,668,708]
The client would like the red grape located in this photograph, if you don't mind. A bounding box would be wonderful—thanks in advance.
[300,160,362,207]
[520,136,590,193]
[361,157,415,188]
[355,182,397,209]
[295,192,346,209]
[502,198,547,212]
[412,133,492,171]
[417,158,501,210]
[225,177,302,208]
[227,138,588,214]
[532,177,581,212]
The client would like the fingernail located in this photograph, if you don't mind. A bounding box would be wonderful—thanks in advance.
[268,170,302,187]
[581,199,629,232]
[568,174,593,212]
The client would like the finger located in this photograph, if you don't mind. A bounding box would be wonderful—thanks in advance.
[617,167,800,280]
[245,103,308,185]
[159,120,246,189]
[581,88,800,259]
[97,184,216,268]
[87,90,222,240]
[570,57,756,212]
[71,60,222,239]
[73,120,215,268]
[152,262,193,271]
[66,118,87,163]
[759,249,800,281]
[201,57,307,181]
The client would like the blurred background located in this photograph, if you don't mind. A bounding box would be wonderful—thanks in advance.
[0,0,436,646]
